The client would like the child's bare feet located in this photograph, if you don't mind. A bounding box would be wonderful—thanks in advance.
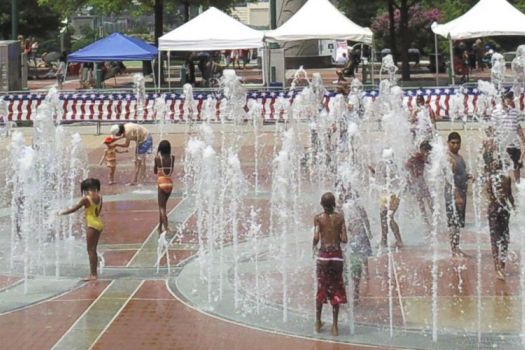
[331,324,339,336]
[315,320,323,333]
[393,240,404,249]
[108,181,115,185]
[496,267,506,281]
[82,275,97,281]
[452,248,470,258]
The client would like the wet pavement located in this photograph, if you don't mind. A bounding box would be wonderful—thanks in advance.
[0,123,522,349]
[25,66,493,93]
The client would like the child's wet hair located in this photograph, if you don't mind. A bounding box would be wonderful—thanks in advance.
[419,140,432,152]
[321,192,336,212]
[157,140,171,156]
[81,178,101,194]
[448,132,461,142]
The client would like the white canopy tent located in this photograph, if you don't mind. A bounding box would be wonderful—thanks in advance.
[431,0,525,84]
[264,0,373,44]
[158,7,265,88]
[159,7,264,51]
[263,0,373,85]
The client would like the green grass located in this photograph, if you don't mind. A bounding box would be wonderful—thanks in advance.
[125,61,143,69]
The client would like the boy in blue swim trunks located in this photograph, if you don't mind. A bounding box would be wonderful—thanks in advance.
[111,123,152,185]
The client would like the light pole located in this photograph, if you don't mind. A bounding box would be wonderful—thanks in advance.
[270,0,276,30]
[11,0,18,40]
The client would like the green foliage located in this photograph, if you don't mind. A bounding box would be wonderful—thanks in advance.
[0,0,62,40]
[372,4,441,55]
[40,0,239,19]
[427,0,476,22]
[38,0,86,17]
[338,0,525,58]
[338,0,384,28]
[38,0,242,45]
[511,0,525,12]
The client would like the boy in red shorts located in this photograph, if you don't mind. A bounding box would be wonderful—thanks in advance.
[313,192,348,336]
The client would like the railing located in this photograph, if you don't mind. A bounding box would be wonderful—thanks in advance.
[1,86,523,133]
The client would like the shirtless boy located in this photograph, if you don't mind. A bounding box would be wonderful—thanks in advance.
[313,192,348,336]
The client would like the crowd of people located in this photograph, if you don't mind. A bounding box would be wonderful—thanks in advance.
[15,33,129,90]
[17,35,39,67]
[183,49,253,86]
[60,122,172,281]
[453,38,497,82]
[55,85,523,334]
[311,88,524,335]
[336,47,363,83]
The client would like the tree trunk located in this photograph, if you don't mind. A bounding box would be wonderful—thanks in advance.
[154,0,164,84]
[154,0,163,45]
[388,0,397,61]
[184,2,190,22]
[399,0,410,80]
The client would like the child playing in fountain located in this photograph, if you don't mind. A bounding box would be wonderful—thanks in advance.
[59,178,103,281]
[369,148,403,251]
[406,140,433,231]
[99,136,127,185]
[313,192,347,336]
[110,123,153,185]
[484,153,514,280]
[445,132,471,258]
[336,182,372,305]
[409,94,436,144]
[493,91,525,184]
[154,140,175,234]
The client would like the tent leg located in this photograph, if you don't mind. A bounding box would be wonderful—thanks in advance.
[370,41,375,87]
[268,46,274,88]
[158,51,161,92]
[168,50,171,90]
[434,34,439,86]
[261,43,266,87]
[63,61,69,90]
[448,36,455,86]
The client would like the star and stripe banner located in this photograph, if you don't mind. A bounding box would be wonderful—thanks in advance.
[1,88,523,122]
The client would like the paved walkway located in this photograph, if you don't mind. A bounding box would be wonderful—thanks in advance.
[0,126,391,350]
[0,123,522,349]
[25,66,493,93]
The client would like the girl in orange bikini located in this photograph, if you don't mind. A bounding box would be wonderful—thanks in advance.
[154,140,175,234]
[99,136,128,185]
[60,178,103,281]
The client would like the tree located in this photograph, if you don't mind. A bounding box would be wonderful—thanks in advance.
[340,0,434,80]
[388,0,396,61]
[41,0,240,45]
[338,0,382,28]
[1,0,61,40]
[397,0,411,80]
[372,2,441,80]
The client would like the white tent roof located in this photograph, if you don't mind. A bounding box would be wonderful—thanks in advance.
[159,7,264,51]
[264,0,373,44]
[431,0,525,40]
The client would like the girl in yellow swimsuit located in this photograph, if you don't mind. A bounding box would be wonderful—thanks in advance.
[60,178,103,281]
[154,140,175,234]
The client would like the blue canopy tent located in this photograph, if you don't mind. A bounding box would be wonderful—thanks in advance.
[67,33,158,87]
